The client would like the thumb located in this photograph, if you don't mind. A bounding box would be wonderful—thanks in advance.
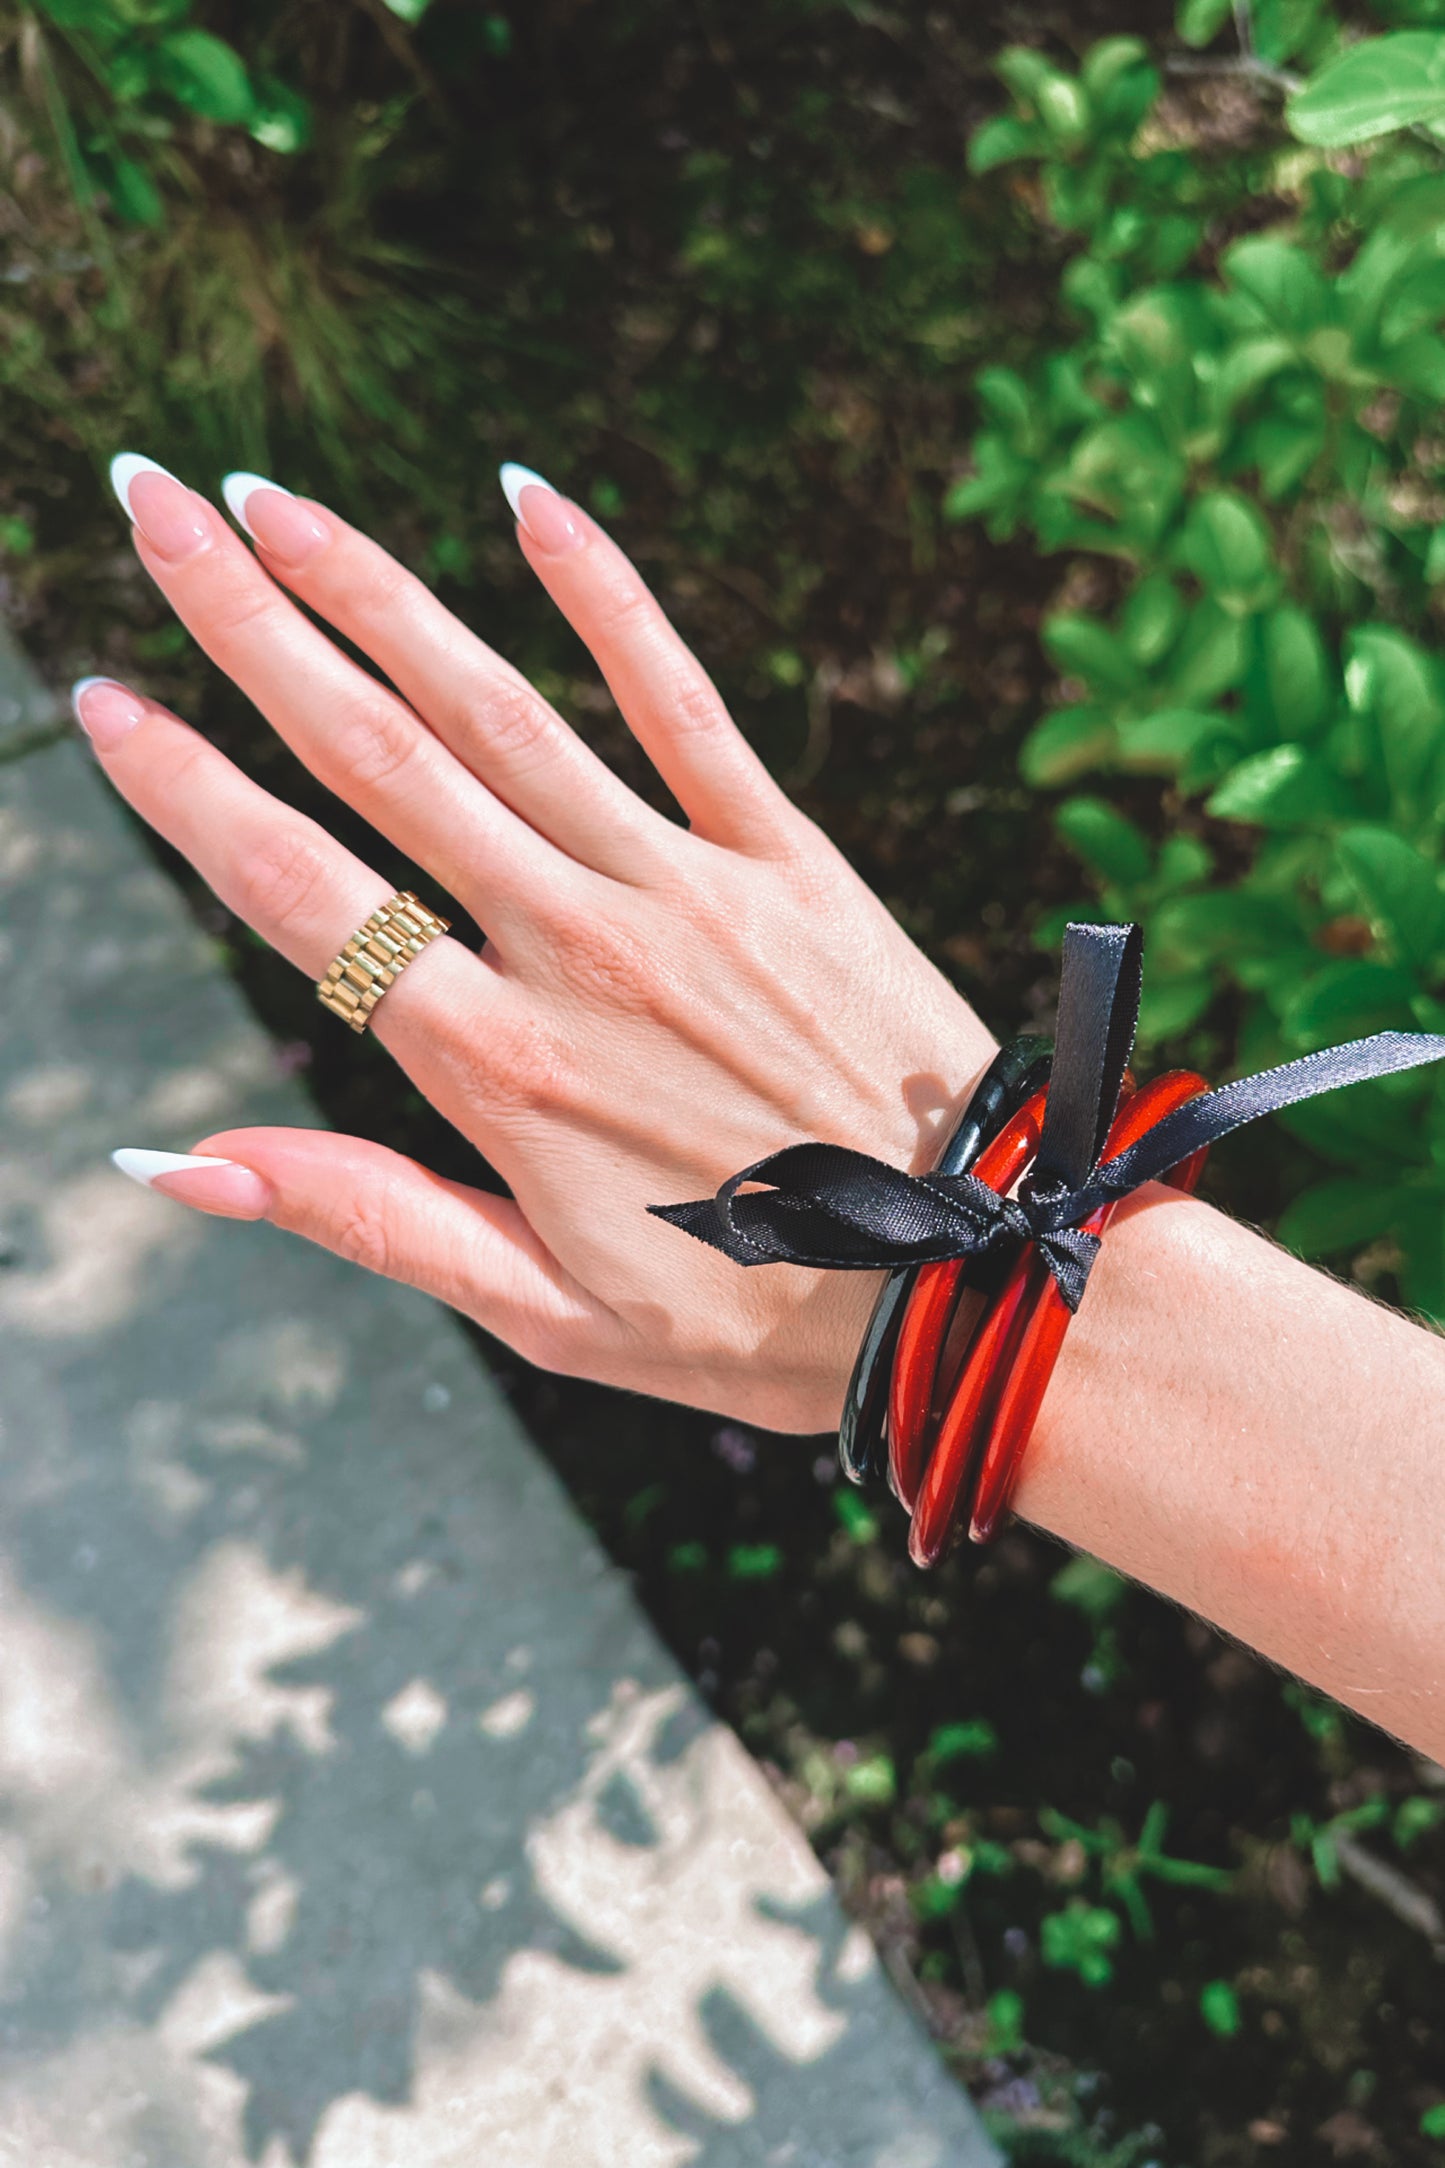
[111,1125,613,1375]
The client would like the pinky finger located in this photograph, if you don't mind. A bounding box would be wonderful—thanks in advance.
[112,1126,619,1378]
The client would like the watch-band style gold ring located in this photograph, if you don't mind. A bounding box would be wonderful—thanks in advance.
[316,891,451,1033]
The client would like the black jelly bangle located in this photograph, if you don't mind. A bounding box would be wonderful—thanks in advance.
[836,1034,1052,1489]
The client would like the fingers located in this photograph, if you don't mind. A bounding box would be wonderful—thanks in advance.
[71,674,495,1046]
[503,468,799,853]
[111,456,586,953]
[117,1126,622,1376]
[221,471,673,884]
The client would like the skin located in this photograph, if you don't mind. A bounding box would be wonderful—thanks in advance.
[83,465,1445,1763]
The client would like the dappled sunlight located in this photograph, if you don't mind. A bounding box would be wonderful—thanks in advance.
[0,731,994,2163]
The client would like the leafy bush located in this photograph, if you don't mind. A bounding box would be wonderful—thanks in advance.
[956,6,1445,1315]
[27,0,310,229]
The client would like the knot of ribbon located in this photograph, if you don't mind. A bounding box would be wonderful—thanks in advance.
[650,921,1445,1313]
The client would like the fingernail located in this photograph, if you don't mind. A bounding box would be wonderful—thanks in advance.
[109,452,209,564]
[71,676,145,752]
[221,471,330,567]
[499,462,585,555]
[111,1148,273,1221]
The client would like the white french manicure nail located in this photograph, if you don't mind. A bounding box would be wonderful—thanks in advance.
[112,1147,234,1188]
[221,470,293,539]
[109,452,181,523]
[499,463,554,519]
[70,675,120,720]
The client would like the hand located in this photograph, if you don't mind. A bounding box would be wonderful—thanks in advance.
[84,459,995,1433]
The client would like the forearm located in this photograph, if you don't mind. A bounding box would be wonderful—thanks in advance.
[1015,1186,1445,1760]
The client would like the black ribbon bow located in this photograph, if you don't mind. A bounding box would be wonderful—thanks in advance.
[650,922,1445,1312]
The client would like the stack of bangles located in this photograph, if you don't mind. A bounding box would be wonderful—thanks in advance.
[654,919,1445,1568]
[840,1038,1210,1567]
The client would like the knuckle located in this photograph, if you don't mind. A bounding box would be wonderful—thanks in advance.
[330,1187,395,1280]
[352,551,419,623]
[477,677,555,770]
[592,571,656,645]
[241,827,334,934]
[657,664,724,740]
[338,697,425,794]
[466,1010,576,1124]
[199,577,279,647]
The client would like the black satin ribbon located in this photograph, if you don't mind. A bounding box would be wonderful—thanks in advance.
[837,1038,1051,1489]
[651,921,1445,1314]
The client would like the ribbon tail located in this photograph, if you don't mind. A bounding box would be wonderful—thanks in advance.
[647,1199,769,1264]
[1080,1030,1445,1208]
[1033,922,1143,1192]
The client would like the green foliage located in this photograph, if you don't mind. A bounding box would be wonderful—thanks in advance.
[28,0,312,229]
[1289,31,1445,144]
[1199,1978,1242,2037]
[1040,1801,1234,1942]
[1041,1899,1124,1987]
[925,1716,1000,1764]
[960,15,1445,1314]
[1423,2102,1445,2140]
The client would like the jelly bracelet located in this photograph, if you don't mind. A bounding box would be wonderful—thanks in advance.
[652,920,1445,1562]
[838,1037,1050,1490]
[908,1070,1207,1568]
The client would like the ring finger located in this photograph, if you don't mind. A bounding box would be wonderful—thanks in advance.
[71,674,525,1115]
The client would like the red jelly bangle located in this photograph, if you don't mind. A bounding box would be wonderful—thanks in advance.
[887,1088,1048,1512]
[908,1070,1207,1569]
[965,1069,1210,1549]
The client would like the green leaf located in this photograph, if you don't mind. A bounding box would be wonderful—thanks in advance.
[1177,0,1234,47]
[1043,612,1141,697]
[249,78,312,155]
[1056,795,1153,884]
[1257,607,1332,740]
[1382,329,1445,398]
[1276,1176,1416,1256]
[157,29,255,124]
[1152,888,1299,966]
[1050,1556,1127,1621]
[1207,744,1352,827]
[927,1718,1000,1764]
[968,115,1039,174]
[1021,705,1116,787]
[985,1989,1026,2056]
[1281,959,1419,1045]
[1166,601,1249,707]
[1421,2103,1445,2141]
[1288,33,1445,148]
[99,149,162,226]
[1175,490,1279,608]
[1118,707,1241,780]
[1137,970,1215,1040]
[1041,1901,1123,1987]
[1223,236,1332,338]
[1281,1075,1427,1173]
[726,1543,783,1580]
[384,0,434,19]
[994,46,1063,101]
[1035,73,1092,147]
[1335,824,1445,968]
[1345,625,1445,816]
[1199,1980,1242,2038]
[833,1489,879,1544]
[1120,573,1185,668]
[843,1753,897,1807]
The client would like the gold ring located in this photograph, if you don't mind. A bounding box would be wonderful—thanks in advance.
[316,890,451,1033]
